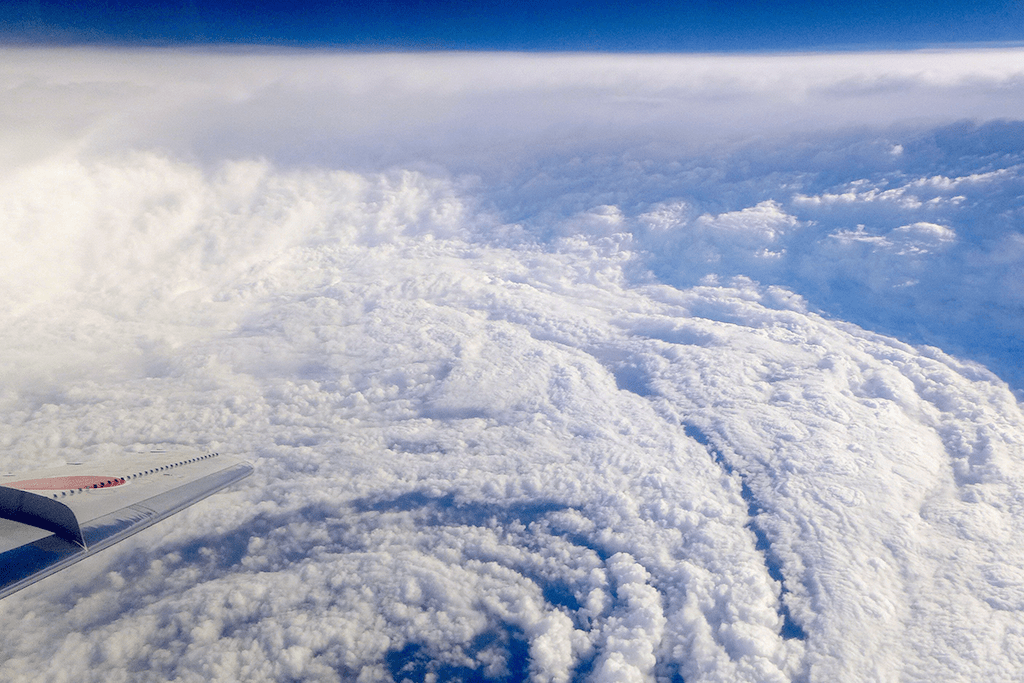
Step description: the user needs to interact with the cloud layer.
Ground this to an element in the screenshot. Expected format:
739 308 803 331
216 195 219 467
4 48 1024 170
1 49 1023 682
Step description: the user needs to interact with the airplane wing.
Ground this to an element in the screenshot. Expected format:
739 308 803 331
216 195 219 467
0 451 252 600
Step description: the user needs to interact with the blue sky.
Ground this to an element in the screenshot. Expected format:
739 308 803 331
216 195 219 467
3 0 1024 50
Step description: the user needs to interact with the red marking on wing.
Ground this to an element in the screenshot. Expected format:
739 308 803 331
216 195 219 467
6 475 127 491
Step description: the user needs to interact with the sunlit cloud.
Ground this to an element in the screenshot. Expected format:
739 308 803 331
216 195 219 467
1 47 1023 682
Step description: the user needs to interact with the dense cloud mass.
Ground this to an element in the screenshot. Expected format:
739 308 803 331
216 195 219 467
1 49 1023 682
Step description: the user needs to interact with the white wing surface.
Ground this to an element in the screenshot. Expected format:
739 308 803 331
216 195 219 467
0 452 252 599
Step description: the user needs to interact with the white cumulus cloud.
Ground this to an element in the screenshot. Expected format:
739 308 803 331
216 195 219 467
0 48 1023 683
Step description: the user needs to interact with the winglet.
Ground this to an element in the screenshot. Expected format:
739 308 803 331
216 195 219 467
0 487 86 549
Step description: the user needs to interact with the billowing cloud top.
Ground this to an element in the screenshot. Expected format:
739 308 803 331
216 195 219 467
0 48 1023 683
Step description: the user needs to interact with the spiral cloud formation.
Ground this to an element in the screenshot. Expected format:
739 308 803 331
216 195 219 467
1 48 1023 682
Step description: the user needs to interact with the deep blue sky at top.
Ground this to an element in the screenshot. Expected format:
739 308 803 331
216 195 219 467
1 0 1023 51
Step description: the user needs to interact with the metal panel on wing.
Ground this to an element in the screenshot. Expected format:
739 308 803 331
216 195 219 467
0 452 252 600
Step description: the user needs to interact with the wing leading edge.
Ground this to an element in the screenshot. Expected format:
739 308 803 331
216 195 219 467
0 452 252 600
